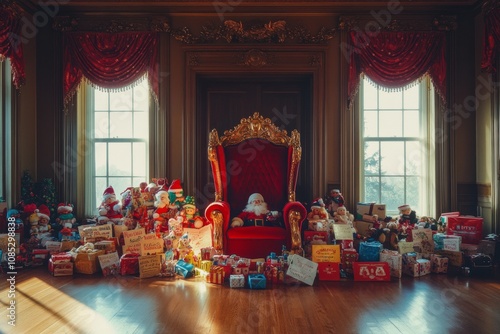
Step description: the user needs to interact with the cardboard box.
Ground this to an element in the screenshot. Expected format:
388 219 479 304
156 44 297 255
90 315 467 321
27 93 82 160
357 202 386 220
478 240 500 263
48 259 74 276
317 262 341 281
353 220 374 238
72 250 105 274
380 250 402 278
353 262 390 281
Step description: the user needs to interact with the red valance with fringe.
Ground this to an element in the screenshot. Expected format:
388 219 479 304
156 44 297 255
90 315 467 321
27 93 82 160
63 31 159 107
482 8 500 73
0 5 25 88
347 30 446 107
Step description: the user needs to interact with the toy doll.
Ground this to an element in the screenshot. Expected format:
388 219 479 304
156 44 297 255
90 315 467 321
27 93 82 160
327 189 345 216
152 188 179 234
180 195 205 228
398 204 418 226
29 210 40 236
37 204 52 234
97 186 123 225
231 193 281 227
168 179 185 208
57 203 77 228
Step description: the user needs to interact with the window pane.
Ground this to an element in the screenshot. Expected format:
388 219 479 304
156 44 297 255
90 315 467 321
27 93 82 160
363 82 378 109
133 142 147 176
380 142 404 175
108 143 131 176
110 88 133 111
108 177 131 199
364 176 379 202
406 176 420 212
364 142 379 175
379 89 402 109
379 110 402 137
95 143 107 176
404 110 419 137
134 81 149 112
404 84 420 109
406 141 422 175
133 111 148 139
94 90 108 111
363 110 378 137
95 177 108 206
110 112 133 138
381 177 404 213
94 112 109 138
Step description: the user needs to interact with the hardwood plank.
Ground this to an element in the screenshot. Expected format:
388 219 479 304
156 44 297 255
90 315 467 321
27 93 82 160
1 266 500 334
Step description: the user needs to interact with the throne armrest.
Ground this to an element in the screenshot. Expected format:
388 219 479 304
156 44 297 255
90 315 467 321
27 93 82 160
283 201 307 254
204 201 231 251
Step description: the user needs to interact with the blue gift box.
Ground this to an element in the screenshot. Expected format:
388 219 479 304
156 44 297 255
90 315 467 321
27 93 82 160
248 273 266 289
175 259 194 278
358 241 383 261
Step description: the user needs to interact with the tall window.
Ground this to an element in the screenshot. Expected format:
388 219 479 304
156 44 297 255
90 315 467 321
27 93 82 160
360 76 435 216
85 78 150 215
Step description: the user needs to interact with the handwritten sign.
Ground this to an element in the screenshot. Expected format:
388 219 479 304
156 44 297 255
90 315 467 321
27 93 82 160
140 234 164 255
113 224 129 240
286 254 318 286
123 228 146 245
183 225 213 255
333 224 354 240
312 244 341 263
78 224 96 238
443 238 461 252
138 254 162 278
398 241 415 254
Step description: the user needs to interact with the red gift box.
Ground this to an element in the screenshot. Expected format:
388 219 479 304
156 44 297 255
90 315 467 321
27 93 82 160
341 248 358 275
353 262 390 281
48 259 74 276
51 253 72 264
447 216 483 244
119 253 140 275
318 262 341 281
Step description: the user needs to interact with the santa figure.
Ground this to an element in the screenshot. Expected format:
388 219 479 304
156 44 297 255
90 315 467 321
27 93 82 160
97 186 123 225
231 193 281 228
327 189 345 216
307 198 329 220
152 187 178 234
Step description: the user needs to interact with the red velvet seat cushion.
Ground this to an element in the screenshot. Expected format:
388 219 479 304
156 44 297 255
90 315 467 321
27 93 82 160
226 226 287 259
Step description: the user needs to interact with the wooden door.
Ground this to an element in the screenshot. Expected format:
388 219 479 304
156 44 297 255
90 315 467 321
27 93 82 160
195 74 313 208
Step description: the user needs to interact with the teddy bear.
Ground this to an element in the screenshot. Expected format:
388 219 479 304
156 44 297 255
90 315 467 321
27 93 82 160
383 221 399 250
307 198 330 221
28 211 40 236
97 186 123 225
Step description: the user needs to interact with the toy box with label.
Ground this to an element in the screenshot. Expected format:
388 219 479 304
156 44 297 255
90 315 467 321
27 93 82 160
353 262 390 281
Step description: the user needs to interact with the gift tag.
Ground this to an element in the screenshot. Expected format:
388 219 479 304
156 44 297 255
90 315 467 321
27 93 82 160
286 254 318 286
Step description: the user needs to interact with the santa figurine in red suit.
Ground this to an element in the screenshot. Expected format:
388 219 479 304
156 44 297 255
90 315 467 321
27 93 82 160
97 186 123 225
152 187 178 235
231 193 282 228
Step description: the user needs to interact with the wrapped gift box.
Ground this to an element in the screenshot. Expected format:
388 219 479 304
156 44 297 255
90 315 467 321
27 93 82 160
430 254 449 274
353 262 390 281
51 253 72 264
358 241 383 262
478 239 500 263
357 202 386 220
380 249 402 278
72 250 105 274
341 248 358 276
317 262 341 281
248 274 266 289
31 249 50 266
303 231 329 259
447 216 483 244
404 259 431 277
94 240 117 253
230 274 246 288
119 253 140 275
207 265 225 284
48 259 74 276
200 260 213 272
175 259 194 278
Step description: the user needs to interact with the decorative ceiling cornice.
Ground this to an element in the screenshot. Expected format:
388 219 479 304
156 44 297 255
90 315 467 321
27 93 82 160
339 15 457 32
52 16 170 32
171 20 337 44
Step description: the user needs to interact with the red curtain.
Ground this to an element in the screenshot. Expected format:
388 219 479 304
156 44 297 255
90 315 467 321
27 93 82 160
348 31 446 106
0 6 25 88
482 8 500 73
63 32 159 107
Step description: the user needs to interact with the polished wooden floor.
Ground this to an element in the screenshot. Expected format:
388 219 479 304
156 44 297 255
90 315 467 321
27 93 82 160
1 265 500 334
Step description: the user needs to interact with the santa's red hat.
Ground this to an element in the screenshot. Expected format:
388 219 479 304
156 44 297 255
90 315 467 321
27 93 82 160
37 204 51 221
311 198 325 209
168 179 183 193
398 204 411 212
102 186 116 200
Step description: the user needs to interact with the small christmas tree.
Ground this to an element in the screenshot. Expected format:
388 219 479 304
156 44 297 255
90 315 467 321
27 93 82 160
21 170 36 205
35 178 57 219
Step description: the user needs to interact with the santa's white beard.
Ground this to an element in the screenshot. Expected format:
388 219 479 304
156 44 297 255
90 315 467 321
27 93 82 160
244 202 269 216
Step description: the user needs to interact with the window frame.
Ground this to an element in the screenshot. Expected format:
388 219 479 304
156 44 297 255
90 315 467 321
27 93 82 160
359 76 435 217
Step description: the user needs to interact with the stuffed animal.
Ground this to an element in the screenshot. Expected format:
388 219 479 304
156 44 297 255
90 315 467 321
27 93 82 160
333 206 354 225
97 186 123 225
383 222 399 250
307 198 329 221
28 211 40 236
180 196 204 228
37 204 52 234
56 203 76 228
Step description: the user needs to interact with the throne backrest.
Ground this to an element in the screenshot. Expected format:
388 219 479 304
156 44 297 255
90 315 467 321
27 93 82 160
208 112 301 217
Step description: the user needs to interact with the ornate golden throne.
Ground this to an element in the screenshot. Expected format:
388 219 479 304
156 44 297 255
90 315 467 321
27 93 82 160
204 112 307 259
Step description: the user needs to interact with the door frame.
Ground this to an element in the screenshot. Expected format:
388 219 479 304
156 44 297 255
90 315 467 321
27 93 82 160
184 45 327 207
